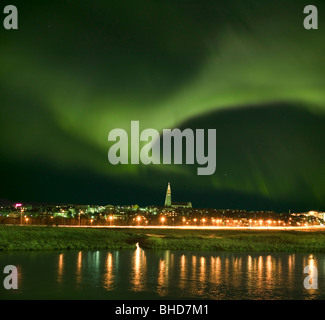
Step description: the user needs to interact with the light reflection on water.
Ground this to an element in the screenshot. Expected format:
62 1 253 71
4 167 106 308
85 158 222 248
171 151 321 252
0 248 324 300
130 244 147 292
57 253 64 285
103 252 113 291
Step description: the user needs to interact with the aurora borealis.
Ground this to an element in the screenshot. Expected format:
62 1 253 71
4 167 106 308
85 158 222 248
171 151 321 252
0 0 324 211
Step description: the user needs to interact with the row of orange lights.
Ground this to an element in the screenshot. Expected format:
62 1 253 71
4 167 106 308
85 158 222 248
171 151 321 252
19 215 310 228
129 216 291 225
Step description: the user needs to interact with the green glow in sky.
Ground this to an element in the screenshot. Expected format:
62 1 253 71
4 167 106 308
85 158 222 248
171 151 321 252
0 0 324 210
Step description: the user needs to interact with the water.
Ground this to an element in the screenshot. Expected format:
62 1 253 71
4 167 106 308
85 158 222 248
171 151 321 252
0 247 324 300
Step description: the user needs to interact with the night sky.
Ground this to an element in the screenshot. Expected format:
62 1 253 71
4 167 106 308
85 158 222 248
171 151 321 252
0 0 324 211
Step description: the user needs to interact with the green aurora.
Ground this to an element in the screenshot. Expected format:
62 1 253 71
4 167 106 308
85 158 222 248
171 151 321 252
0 0 324 210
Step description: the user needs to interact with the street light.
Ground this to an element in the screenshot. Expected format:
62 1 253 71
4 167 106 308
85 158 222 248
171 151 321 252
161 217 165 225
79 211 83 226
20 209 23 225
137 216 141 226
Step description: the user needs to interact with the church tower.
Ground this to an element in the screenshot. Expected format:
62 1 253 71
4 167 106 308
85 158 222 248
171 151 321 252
164 182 171 207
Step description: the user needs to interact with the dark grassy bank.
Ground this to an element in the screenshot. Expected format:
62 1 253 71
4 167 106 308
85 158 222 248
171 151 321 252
138 229 325 252
0 226 143 251
1 226 325 252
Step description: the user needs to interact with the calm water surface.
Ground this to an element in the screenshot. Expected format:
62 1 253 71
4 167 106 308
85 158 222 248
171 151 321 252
0 246 324 300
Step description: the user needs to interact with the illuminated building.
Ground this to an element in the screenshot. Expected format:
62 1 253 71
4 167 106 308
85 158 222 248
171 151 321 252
171 202 192 209
164 182 172 207
164 182 192 208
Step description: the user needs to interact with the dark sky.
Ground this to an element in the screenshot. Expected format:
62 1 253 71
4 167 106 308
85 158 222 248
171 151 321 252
0 0 324 211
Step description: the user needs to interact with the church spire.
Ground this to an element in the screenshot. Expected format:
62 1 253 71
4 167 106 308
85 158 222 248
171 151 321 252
164 182 171 207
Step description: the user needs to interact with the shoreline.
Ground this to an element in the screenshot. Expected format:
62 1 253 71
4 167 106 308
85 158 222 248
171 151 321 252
1 225 325 253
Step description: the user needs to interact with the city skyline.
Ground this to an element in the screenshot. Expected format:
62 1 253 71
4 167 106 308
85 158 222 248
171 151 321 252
0 180 323 214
